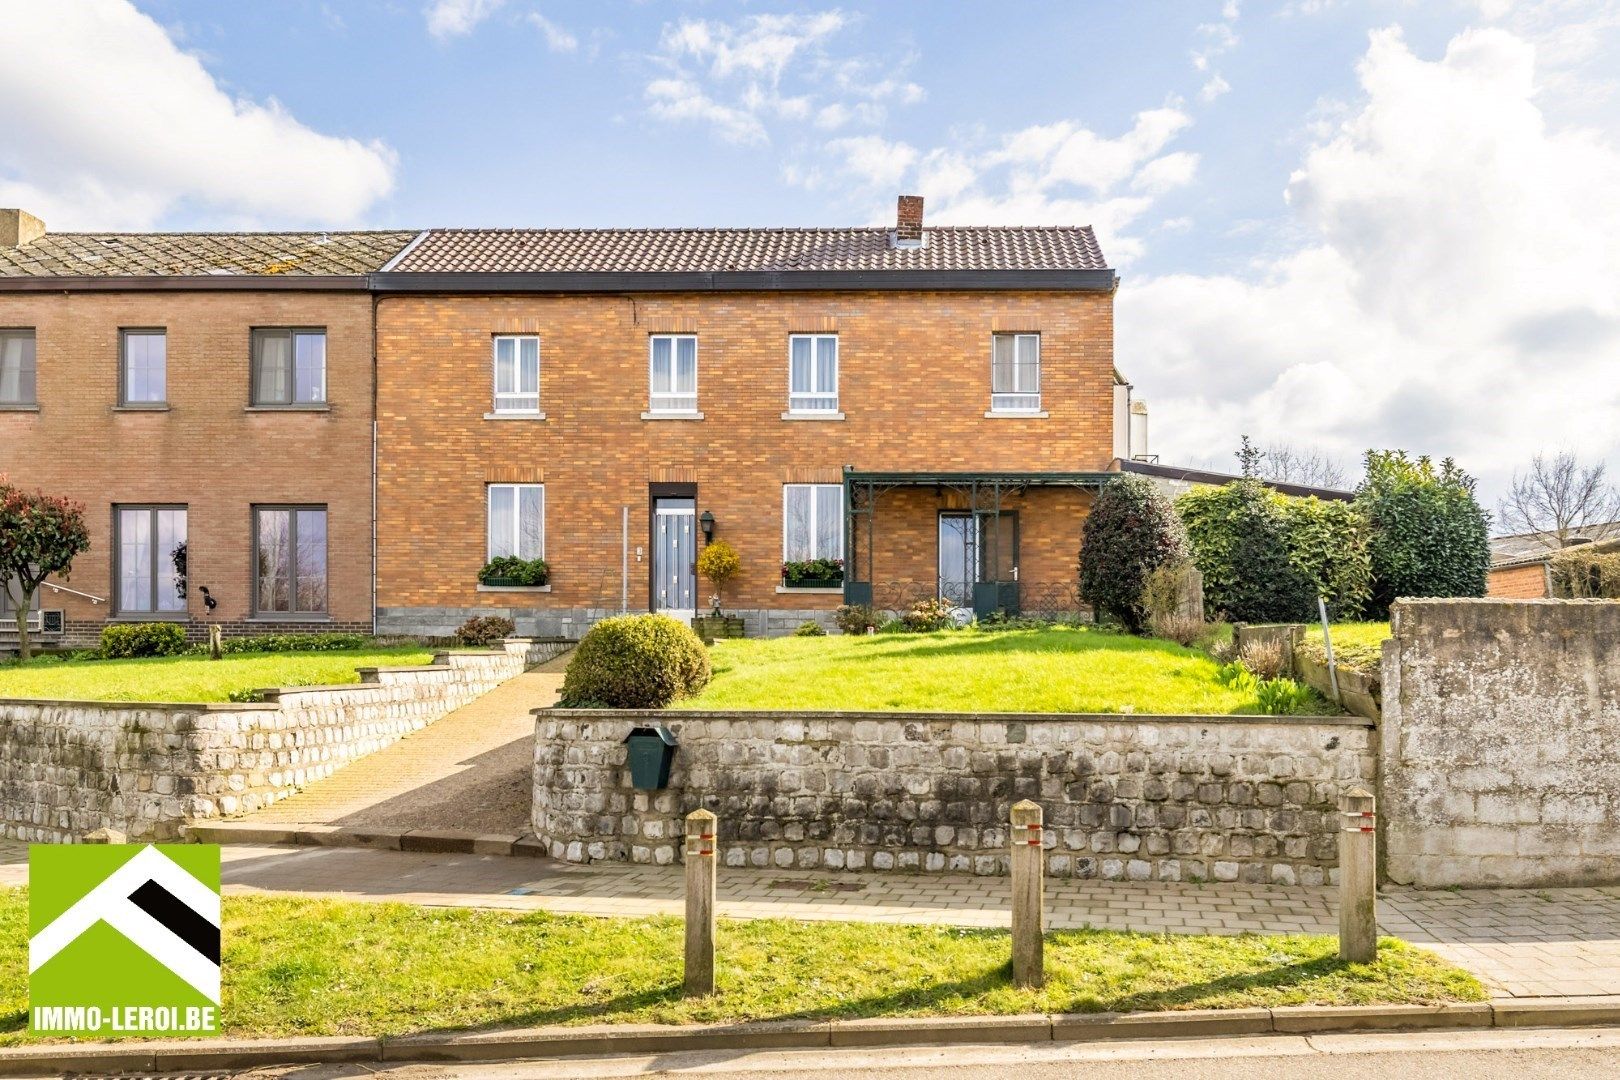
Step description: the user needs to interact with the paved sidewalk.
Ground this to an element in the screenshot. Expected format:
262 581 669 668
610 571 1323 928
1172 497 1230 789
239 655 567 834
201 843 1620 1001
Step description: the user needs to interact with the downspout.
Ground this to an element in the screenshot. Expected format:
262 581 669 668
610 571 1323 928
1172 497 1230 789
370 290 380 637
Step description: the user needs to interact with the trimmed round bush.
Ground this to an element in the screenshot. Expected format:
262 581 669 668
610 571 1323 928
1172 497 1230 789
99 621 187 659
559 614 711 709
793 620 826 636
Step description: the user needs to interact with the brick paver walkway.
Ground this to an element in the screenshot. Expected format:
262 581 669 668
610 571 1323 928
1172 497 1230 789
240 656 568 833
203 843 1620 1000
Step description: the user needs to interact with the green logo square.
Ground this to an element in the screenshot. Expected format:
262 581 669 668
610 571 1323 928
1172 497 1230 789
29 844 221 1038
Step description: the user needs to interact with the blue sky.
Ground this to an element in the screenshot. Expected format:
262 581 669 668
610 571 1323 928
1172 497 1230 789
5 1 1620 502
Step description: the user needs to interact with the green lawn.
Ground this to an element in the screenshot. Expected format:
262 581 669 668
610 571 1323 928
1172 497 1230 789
679 626 1280 714
1300 623 1390 675
0 647 440 703
0 889 1482 1044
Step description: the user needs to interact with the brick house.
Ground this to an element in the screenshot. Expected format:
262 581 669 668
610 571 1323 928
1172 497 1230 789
0 198 1130 644
0 209 413 645
373 198 1122 637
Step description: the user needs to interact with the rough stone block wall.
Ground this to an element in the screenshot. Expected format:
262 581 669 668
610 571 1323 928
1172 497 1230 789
1 639 563 842
533 709 1374 882
1381 598 1620 888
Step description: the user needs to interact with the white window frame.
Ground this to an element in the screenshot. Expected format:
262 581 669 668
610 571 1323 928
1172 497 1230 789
990 332 1041 414
486 483 546 561
782 484 845 562
491 335 541 414
647 334 698 414
787 334 839 414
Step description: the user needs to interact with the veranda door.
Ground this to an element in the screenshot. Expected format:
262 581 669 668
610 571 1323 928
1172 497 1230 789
937 512 1019 615
652 497 697 622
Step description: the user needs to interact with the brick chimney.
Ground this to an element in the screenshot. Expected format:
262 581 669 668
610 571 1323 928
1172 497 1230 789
0 209 44 248
895 194 924 243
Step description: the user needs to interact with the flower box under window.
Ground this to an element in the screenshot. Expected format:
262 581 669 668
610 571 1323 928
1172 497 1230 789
781 558 844 589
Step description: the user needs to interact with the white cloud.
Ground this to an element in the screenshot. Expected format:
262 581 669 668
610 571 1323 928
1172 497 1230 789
528 12 578 53
1119 26 1620 498
800 107 1199 263
644 9 921 145
1200 73 1232 102
645 78 767 145
0 0 395 229
426 0 505 41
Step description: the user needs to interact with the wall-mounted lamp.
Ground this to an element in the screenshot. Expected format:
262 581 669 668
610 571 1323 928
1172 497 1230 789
699 510 716 543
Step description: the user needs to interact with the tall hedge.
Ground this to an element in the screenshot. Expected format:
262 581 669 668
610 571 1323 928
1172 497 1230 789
1355 451 1490 617
1282 496 1372 620
1078 474 1187 634
1177 480 1316 623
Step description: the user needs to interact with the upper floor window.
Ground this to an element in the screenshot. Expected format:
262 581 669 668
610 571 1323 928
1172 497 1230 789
254 505 328 615
788 334 838 414
492 335 540 413
783 484 844 562
251 328 326 407
120 329 167 405
648 335 697 414
990 333 1041 413
0 329 36 406
487 484 545 560
116 505 187 614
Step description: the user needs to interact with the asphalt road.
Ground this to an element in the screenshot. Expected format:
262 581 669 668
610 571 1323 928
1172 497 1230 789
236 1026 1620 1080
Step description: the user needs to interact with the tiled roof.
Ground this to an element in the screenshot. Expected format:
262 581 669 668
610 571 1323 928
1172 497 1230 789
0 231 417 277
389 226 1109 274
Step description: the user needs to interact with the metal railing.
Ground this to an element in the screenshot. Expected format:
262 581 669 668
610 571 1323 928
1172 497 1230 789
857 580 1091 622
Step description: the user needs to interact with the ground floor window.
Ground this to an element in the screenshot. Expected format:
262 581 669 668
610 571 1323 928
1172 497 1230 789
783 484 844 561
116 505 187 614
487 484 545 560
254 506 328 615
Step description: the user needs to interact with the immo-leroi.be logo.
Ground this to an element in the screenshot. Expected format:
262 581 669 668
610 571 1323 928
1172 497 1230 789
29 844 221 1037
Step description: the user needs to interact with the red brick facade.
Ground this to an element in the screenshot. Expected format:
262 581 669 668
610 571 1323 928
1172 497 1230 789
0 290 376 643
374 289 1115 634
1487 563 1551 599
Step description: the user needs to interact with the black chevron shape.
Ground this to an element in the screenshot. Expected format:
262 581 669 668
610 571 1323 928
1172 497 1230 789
127 879 220 966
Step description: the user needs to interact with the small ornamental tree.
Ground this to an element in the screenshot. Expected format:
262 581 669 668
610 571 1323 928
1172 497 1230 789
696 538 741 615
1356 451 1490 616
1078 474 1188 634
1178 480 1316 623
0 478 91 660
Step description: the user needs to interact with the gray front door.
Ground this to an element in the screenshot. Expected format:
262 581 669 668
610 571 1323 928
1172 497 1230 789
653 497 697 620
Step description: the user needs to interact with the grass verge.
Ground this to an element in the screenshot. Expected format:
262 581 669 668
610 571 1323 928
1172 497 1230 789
678 626 1274 714
0 890 1483 1044
0 648 440 703
1299 623 1390 676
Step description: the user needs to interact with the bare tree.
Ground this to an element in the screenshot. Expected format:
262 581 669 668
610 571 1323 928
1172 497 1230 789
1234 437 1352 489
1498 451 1620 548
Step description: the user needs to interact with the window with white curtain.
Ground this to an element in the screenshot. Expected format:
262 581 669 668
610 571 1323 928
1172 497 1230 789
492 335 540 412
0 330 36 406
117 506 187 614
121 330 167 405
990 333 1041 412
252 328 326 406
648 335 698 413
783 484 844 561
788 334 838 413
487 484 545 560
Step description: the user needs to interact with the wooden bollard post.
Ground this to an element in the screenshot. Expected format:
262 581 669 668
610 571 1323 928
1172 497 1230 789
1338 787 1377 963
1010 799 1044 988
684 808 717 996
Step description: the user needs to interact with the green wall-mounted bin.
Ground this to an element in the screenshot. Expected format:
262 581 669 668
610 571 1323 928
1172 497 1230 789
624 725 679 790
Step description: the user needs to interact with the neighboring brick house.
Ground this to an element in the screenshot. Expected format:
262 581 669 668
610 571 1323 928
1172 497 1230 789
372 199 1122 637
0 209 413 646
1487 525 1620 598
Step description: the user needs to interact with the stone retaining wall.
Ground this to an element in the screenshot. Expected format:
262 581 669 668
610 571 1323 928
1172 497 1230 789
1380 599 1620 888
379 605 838 640
532 709 1375 883
2 638 567 843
